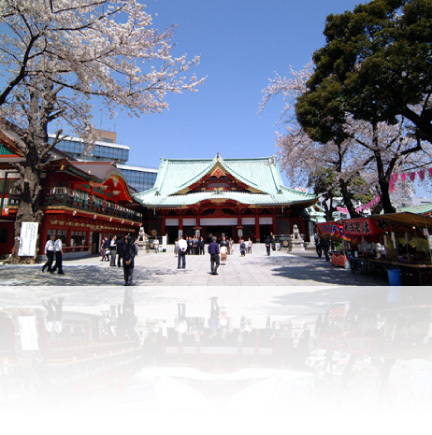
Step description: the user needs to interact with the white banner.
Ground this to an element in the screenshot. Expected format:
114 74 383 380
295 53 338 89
242 217 255 225
182 218 196 226
18 222 39 256
165 218 179 226
259 217 273 225
200 217 238 226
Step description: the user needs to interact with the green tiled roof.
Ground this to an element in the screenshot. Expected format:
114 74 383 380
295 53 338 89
396 204 432 215
134 155 316 208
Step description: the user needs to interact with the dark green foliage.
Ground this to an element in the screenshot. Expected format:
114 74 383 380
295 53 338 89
296 0 432 143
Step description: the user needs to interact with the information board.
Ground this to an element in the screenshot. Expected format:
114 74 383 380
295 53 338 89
18 222 39 256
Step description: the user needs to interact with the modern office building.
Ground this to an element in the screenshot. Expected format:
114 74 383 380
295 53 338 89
50 129 158 192
50 134 130 164
117 164 158 192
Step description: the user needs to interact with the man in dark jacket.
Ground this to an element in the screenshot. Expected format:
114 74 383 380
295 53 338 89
321 238 330 262
199 236 205 255
123 236 137 286
208 237 220 275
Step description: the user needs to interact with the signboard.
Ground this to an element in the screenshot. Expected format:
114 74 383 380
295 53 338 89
200 217 238 226
18 222 39 257
162 235 167 251
318 218 385 242
343 218 387 239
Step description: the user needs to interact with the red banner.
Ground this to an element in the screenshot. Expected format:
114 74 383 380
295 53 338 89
318 218 388 242
343 218 387 240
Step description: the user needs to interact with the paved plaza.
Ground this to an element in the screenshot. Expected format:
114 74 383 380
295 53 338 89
1 243 379 287
0 243 384 322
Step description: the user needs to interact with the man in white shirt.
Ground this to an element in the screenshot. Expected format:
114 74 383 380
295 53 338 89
177 235 187 269
51 235 64 275
42 234 56 272
109 235 117 267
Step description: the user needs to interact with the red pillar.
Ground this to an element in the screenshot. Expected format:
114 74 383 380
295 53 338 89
272 213 277 235
255 215 260 241
161 217 166 237
179 216 183 237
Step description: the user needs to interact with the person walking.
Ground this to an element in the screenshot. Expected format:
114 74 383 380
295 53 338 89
321 238 330 262
239 239 246 257
101 236 110 261
123 236 136 286
247 238 253 254
153 237 159 253
177 235 187 269
314 232 322 258
116 235 125 267
109 235 117 266
229 238 234 255
186 236 193 255
265 236 272 256
208 236 220 275
51 235 64 274
220 236 229 265
199 236 205 255
192 237 199 255
42 234 56 272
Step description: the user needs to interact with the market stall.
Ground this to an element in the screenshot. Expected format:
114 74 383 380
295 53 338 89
317 213 432 285
368 212 432 285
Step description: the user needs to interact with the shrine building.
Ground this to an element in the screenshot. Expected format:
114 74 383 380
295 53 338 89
135 154 317 243
0 123 142 258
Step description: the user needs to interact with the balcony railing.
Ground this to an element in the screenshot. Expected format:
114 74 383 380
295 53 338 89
8 192 143 222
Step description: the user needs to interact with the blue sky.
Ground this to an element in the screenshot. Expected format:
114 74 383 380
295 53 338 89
99 0 365 174
95 0 431 197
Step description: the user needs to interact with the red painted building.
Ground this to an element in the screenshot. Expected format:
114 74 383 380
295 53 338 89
0 125 142 259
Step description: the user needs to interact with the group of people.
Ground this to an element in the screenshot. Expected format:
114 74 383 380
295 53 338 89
174 236 206 256
41 234 65 274
42 233 138 286
176 235 254 275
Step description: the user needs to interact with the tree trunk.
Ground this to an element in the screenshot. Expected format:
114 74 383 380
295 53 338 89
339 178 360 218
7 158 43 264
373 151 396 214
378 177 396 214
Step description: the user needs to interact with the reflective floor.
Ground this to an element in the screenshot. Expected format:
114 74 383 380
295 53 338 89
1 285 431 434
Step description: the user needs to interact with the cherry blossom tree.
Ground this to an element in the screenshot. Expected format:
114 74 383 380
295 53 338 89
260 63 430 218
259 63 369 218
0 0 203 261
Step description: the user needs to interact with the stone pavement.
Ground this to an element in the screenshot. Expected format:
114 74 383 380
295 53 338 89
0 243 381 287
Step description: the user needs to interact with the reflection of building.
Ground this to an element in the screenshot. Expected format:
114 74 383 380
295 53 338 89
0 304 142 399
3 290 432 413
135 154 317 243
50 130 158 192
0 123 142 258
